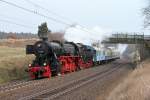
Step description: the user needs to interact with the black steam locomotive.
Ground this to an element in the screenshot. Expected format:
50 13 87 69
26 39 95 79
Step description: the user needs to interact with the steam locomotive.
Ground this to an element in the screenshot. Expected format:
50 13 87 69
26 39 119 79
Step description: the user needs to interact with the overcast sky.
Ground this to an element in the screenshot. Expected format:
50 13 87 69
0 0 147 34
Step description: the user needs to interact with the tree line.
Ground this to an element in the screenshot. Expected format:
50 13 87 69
0 31 38 39
0 30 65 41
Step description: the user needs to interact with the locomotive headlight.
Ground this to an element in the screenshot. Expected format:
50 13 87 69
43 62 47 66
28 64 32 67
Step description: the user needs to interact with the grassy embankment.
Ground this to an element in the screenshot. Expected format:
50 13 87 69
0 39 35 84
107 59 150 100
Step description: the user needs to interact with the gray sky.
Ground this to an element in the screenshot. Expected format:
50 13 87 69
0 0 147 33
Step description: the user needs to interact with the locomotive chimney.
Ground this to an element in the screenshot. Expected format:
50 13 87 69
42 37 48 41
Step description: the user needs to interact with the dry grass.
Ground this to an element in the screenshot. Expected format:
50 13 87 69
0 39 37 47
107 59 150 100
0 46 34 83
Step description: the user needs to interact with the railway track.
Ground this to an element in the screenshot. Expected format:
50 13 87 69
0 62 114 94
19 62 123 100
0 78 50 93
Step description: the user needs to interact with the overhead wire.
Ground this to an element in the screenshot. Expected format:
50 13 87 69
24 0 74 24
0 0 71 26
0 0 99 36
0 13 37 27
23 0 97 34
0 19 35 29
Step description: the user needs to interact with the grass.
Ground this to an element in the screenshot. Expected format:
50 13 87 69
0 39 37 47
0 46 34 83
107 59 150 100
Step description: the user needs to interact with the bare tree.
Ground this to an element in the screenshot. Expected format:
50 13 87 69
143 0 150 28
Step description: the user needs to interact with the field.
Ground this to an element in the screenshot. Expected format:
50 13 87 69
107 59 150 100
0 39 35 83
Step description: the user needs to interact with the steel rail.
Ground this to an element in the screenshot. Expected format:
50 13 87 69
20 62 123 100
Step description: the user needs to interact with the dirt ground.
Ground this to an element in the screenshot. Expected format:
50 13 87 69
107 59 150 100
55 61 133 100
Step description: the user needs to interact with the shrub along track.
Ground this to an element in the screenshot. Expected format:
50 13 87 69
0 60 127 100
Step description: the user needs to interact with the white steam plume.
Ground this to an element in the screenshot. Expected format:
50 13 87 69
64 25 127 55
65 25 112 45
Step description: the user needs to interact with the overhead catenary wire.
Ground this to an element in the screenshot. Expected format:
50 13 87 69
0 13 38 27
24 0 74 24
0 0 100 36
0 0 71 26
23 0 99 35
0 19 35 29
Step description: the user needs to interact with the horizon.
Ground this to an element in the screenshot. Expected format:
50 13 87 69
0 0 148 34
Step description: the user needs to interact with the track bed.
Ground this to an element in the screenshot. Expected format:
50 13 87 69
0 60 132 100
